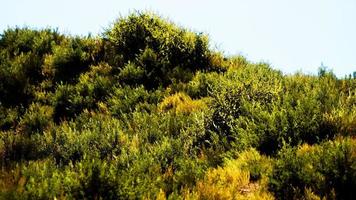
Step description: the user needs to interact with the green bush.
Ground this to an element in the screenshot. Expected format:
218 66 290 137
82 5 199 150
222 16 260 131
193 148 274 200
0 131 40 164
117 62 145 86
206 64 341 155
0 56 34 106
105 12 212 89
0 28 62 57
52 63 114 122
0 28 63 107
19 103 53 135
269 138 356 200
186 71 221 98
49 37 97 83
0 11 355 200
0 106 19 130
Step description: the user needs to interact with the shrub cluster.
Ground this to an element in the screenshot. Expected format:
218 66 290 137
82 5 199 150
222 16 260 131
0 12 355 199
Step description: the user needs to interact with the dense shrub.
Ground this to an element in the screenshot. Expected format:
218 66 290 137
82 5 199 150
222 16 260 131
0 131 40 164
19 103 53 135
193 148 274 200
0 28 63 107
0 58 34 106
206 64 342 155
0 11 355 199
48 37 101 83
186 71 221 98
105 12 213 89
269 138 356 200
0 106 19 130
0 28 62 57
159 92 209 114
107 85 157 116
52 63 114 122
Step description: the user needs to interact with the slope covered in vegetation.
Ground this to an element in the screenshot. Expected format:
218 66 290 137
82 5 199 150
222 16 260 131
0 12 355 199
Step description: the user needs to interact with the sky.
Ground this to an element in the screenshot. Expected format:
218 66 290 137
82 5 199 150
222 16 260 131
1 0 356 77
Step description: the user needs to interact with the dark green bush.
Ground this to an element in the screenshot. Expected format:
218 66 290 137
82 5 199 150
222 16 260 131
105 12 212 89
52 63 114 122
0 28 63 107
0 131 39 164
19 103 53 135
117 62 145 86
0 28 62 57
0 106 19 130
0 59 33 106
49 37 98 83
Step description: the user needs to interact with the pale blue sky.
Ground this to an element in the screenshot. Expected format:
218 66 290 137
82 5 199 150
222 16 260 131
1 0 356 77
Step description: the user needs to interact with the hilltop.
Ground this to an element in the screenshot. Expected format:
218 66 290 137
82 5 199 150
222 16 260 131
0 12 355 199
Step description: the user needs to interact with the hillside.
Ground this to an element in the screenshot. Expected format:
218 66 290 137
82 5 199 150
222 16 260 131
0 12 355 199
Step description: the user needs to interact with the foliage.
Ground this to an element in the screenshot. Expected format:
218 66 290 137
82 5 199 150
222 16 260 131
19 103 53 135
269 138 356 200
192 148 274 200
0 11 355 199
105 11 217 89
159 92 209 114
